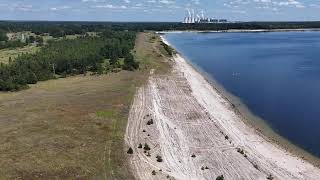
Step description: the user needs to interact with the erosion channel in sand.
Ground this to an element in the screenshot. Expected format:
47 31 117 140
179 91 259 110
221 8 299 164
125 33 320 180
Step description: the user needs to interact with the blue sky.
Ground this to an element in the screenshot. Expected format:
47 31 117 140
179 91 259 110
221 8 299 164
0 0 319 21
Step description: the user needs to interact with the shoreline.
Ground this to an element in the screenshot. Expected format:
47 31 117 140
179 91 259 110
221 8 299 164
158 28 320 34
161 36 320 167
160 35 320 176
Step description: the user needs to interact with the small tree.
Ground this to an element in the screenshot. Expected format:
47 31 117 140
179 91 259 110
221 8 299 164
147 119 154 125
216 175 224 180
127 147 133 154
96 63 104 75
156 155 163 162
144 143 151 151
267 174 274 180
225 135 229 140
26 72 38 84
152 170 156 175
138 143 142 148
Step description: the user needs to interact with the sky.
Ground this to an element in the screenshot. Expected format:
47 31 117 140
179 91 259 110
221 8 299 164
0 0 319 22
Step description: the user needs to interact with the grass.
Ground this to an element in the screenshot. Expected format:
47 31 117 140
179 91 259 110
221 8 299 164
135 32 171 74
0 32 170 179
0 45 40 63
96 110 118 119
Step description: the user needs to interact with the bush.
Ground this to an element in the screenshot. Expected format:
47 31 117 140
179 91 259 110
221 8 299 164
156 155 163 162
216 175 224 180
237 148 244 155
147 119 154 125
267 174 274 180
127 147 133 154
144 143 151 151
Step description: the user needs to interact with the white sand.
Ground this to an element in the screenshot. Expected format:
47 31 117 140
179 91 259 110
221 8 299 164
158 28 320 34
125 36 320 180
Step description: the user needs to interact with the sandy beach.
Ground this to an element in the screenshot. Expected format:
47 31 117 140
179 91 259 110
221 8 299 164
158 28 320 34
125 35 320 179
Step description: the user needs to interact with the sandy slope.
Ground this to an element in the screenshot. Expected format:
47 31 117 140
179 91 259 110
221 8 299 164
125 37 320 180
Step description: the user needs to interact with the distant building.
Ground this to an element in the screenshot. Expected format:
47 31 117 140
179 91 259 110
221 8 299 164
182 9 230 24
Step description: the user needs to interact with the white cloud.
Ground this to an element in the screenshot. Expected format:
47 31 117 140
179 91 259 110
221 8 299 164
93 4 127 9
159 0 175 5
50 6 70 11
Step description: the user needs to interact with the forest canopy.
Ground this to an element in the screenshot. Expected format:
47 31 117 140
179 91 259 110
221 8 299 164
0 30 138 91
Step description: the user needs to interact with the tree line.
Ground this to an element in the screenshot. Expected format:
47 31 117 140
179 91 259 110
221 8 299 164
1 21 320 36
0 30 138 91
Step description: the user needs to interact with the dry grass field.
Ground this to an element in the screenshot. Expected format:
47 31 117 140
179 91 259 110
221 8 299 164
0 32 169 179
0 46 40 63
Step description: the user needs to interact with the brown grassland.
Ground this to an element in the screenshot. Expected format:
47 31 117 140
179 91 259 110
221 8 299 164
0 45 40 64
0 32 170 179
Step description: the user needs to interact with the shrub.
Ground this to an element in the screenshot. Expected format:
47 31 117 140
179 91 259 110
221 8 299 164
144 143 151 151
138 143 142 148
152 170 156 175
191 154 196 158
216 175 224 180
267 174 274 180
127 147 133 154
147 119 154 125
156 155 163 162
237 148 244 155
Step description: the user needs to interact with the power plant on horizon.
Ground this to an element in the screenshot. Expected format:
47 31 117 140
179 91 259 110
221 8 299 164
183 9 228 24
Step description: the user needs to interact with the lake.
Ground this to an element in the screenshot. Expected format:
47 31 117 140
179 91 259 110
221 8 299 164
164 31 320 158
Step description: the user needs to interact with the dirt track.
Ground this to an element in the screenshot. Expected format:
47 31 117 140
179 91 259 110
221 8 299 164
125 37 320 180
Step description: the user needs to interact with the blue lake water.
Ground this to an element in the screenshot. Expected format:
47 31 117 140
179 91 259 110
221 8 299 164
164 31 320 158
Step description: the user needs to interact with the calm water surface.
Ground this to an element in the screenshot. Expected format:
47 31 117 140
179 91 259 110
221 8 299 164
165 32 320 157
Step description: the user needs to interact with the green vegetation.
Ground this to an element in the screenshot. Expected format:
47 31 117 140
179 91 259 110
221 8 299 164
147 119 154 125
144 143 151 151
0 45 39 63
225 135 229 140
0 32 171 179
0 40 26 49
2 21 320 34
267 174 274 180
216 175 224 180
156 155 163 162
96 110 118 119
161 41 175 57
237 148 245 155
0 30 139 91
0 30 8 42
127 147 134 154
